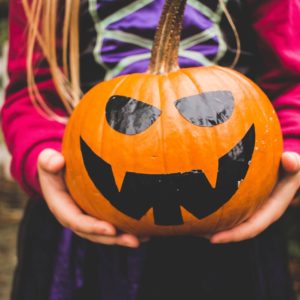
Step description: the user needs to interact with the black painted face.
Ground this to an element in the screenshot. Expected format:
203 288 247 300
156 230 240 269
80 91 255 226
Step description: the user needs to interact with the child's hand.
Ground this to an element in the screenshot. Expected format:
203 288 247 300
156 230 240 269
37 149 142 248
210 152 300 244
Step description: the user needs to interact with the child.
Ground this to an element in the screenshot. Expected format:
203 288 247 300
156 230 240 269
2 0 300 299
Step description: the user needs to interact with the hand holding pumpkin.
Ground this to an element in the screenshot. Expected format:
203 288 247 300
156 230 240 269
210 151 300 244
37 149 141 248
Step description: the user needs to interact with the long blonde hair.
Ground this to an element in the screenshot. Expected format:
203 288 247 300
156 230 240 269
21 0 81 122
21 0 240 122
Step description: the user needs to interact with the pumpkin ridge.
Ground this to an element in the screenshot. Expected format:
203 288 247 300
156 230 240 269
157 74 168 174
132 74 155 172
173 70 206 172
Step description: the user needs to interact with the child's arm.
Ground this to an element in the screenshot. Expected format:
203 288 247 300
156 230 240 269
1 0 66 196
210 0 300 243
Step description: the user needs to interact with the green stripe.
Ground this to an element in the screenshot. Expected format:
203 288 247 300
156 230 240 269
88 0 109 70
216 0 229 16
186 0 229 64
101 0 153 28
179 49 214 66
104 53 151 80
89 0 153 75
188 0 219 22
213 0 229 63
103 30 153 49
180 27 217 49
213 27 227 63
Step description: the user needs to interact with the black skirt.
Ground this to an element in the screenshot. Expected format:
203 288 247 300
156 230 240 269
11 200 295 300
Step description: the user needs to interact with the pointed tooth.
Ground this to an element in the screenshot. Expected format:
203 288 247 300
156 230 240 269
111 167 127 192
201 158 219 189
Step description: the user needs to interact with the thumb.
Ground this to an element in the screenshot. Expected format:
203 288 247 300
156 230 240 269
38 149 65 174
281 152 300 174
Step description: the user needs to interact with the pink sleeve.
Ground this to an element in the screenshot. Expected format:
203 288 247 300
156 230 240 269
1 0 67 196
249 0 300 154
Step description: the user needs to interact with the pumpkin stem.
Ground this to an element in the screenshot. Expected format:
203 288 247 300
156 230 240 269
149 0 187 74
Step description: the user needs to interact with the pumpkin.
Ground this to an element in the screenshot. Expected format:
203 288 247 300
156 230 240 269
62 0 283 236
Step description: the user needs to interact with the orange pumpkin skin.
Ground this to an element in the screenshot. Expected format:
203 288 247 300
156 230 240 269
62 66 283 237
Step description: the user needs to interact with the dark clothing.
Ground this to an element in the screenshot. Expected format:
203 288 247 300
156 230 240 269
12 200 294 300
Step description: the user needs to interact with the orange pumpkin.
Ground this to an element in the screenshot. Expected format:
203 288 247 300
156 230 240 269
62 0 282 236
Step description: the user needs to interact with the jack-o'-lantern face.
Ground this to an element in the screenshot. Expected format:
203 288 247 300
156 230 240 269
63 66 282 236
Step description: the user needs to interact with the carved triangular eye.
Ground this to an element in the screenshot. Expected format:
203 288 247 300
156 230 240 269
175 91 234 126
106 95 161 135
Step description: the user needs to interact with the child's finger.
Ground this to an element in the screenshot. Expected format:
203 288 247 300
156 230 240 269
66 214 117 236
290 190 300 206
74 231 140 248
38 149 65 174
282 152 300 173
117 233 140 247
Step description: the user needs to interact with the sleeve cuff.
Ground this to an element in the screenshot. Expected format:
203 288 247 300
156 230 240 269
283 138 300 155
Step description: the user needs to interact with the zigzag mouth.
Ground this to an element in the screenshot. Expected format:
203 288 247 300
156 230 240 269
80 125 255 226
